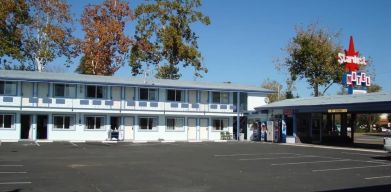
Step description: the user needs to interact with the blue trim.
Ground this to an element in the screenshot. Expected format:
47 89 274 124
191 103 199 109
29 97 38 103
220 105 227 109
138 101 147 107
3 96 13 102
92 100 101 105
181 103 189 108
210 104 218 109
150 102 158 107
127 100 135 106
0 77 273 94
80 100 89 105
56 99 65 104
105 100 113 106
42 98 52 104
171 103 178 108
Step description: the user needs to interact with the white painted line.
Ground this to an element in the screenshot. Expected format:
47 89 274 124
70 140 86 143
282 143 388 153
215 153 296 157
102 140 117 144
36 140 53 143
341 152 386 157
69 142 78 147
0 140 18 143
0 172 27 174
161 140 175 143
271 159 351 166
365 175 391 180
313 164 391 172
0 165 24 167
240 155 319 161
34 141 40 146
0 181 32 185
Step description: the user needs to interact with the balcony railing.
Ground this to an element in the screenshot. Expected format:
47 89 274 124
0 96 235 113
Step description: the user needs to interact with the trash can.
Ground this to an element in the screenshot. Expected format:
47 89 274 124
239 133 244 141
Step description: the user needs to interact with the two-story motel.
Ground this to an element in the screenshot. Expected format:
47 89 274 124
0 70 271 142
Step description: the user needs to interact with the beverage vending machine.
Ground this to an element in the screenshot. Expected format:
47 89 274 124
266 121 274 142
273 120 280 143
281 120 287 143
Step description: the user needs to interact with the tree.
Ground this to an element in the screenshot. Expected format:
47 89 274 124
367 83 382 93
0 0 29 61
278 23 343 96
261 78 284 103
77 0 133 76
21 0 77 72
285 77 295 99
130 0 210 79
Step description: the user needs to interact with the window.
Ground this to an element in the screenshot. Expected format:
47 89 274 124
86 85 107 99
139 117 158 131
166 117 184 131
212 92 229 104
53 84 76 98
85 116 104 130
166 89 184 102
139 88 158 101
0 114 14 129
212 118 228 131
53 115 74 129
0 81 17 96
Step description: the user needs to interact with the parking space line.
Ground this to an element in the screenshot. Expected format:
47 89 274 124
69 142 79 147
0 181 32 185
271 159 351 166
214 153 296 157
365 175 391 180
0 172 27 174
341 152 385 157
34 141 40 146
312 164 391 172
0 165 24 167
240 155 319 161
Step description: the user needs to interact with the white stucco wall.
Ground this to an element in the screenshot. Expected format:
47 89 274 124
247 93 268 111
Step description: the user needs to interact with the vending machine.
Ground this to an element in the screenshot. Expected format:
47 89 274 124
266 121 274 142
273 120 280 143
281 120 287 143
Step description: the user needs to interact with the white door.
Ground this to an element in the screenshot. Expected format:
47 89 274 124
188 118 197 141
199 118 209 140
123 117 134 140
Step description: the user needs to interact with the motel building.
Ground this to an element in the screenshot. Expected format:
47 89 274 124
0 70 272 142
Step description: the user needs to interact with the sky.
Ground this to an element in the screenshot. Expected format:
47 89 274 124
60 0 391 97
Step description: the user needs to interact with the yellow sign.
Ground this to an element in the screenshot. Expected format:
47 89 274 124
328 109 348 113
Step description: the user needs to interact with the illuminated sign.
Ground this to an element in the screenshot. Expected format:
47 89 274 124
339 36 370 94
328 109 348 113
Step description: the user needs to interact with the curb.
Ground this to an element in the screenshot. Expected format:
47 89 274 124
281 143 388 153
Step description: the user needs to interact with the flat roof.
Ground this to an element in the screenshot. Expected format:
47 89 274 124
0 70 274 93
255 92 391 113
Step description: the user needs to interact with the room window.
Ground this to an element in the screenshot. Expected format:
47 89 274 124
85 116 104 130
53 84 76 98
0 114 14 129
139 117 158 131
86 85 107 99
166 117 184 131
212 118 228 131
212 92 229 104
0 81 17 96
139 88 157 101
53 115 74 129
166 89 184 102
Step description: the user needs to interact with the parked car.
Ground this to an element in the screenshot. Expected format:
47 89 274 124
384 137 391 152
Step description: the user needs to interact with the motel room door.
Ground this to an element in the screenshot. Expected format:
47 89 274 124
188 118 197 141
199 118 209 141
123 117 134 140
311 113 322 143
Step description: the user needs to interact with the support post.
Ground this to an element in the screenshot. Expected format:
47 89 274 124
236 92 240 140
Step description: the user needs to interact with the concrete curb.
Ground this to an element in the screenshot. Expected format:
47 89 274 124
281 143 388 153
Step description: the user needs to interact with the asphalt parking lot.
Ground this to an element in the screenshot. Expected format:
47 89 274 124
1 141 391 192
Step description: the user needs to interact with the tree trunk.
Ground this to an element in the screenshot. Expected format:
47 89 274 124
314 83 319 97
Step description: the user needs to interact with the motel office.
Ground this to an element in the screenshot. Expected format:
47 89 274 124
0 70 271 142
